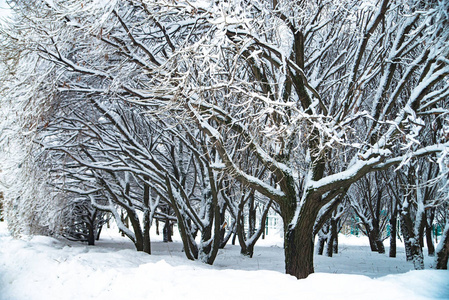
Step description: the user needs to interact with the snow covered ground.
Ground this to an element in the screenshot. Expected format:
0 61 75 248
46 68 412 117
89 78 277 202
0 222 448 300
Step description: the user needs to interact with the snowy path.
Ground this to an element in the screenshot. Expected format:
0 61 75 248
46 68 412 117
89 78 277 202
0 223 448 300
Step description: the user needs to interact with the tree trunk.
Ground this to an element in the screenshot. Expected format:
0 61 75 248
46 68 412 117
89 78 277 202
316 234 326 256
143 177 151 254
0 195 3 221
372 221 385 254
436 223 449 270
333 234 339 254
418 215 425 248
238 199 272 258
367 230 378 252
128 210 144 252
284 197 320 279
166 179 198 260
96 224 102 241
411 240 424 270
426 224 435 257
400 212 413 261
87 209 97 246
326 236 334 257
375 238 385 254
203 168 222 265
236 192 249 256
143 218 151 254
404 238 413 261
285 223 315 279
163 219 173 242
389 211 397 257
400 211 424 269
326 218 338 257
199 197 214 260
87 223 95 246
120 210 128 237
316 222 329 256
219 222 234 249
248 195 256 238
246 244 255 258
426 209 435 256
367 224 385 253
237 209 249 256
218 203 228 249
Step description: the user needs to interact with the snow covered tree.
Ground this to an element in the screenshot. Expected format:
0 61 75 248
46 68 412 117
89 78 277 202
0 16 65 236
35 93 166 253
349 173 390 253
315 200 347 257
61 198 109 245
221 181 273 257
1 0 449 280
152 0 449 278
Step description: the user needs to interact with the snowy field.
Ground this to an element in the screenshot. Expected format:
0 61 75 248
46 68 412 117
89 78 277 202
0 222 448 300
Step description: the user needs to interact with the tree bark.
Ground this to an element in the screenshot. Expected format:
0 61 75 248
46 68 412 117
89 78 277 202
0 194 3 221
143 177 151 254
375 238 385 254
333 233 339 254
237 199 272 257
203 168 222 265
400 217 413 261
237 208 249 256
128 210 144 252
87 223 95 246
316 226 327 256
218 203 230 249
166 178 198 260
411 241 424 270
389 208 397 258
219 220 234 249
248 195 256 238
426 224 435 256
367 230 378 252
284 196 320 279
86 209 97 246
163 219 173 242
96 224 103 241
426 210 435 256
327 218 338 257
436 223 449 269
400 211 424 269
317 237 326 255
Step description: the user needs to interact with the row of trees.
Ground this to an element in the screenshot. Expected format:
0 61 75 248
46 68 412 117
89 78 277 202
317 171 449 270
1 0 449 279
